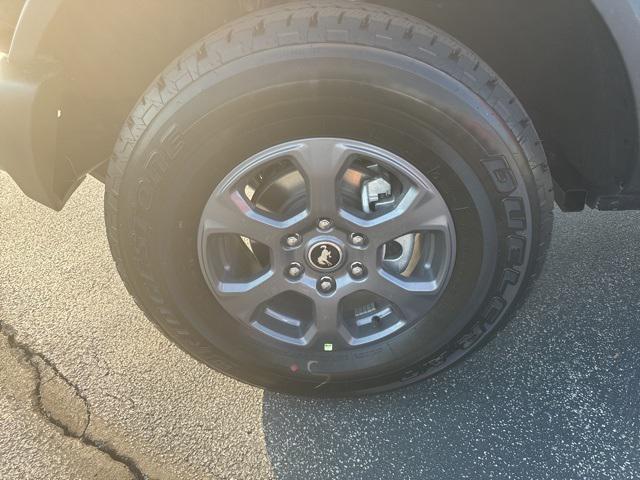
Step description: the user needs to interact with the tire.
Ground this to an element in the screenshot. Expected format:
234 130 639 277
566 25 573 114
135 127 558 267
105 1 553 396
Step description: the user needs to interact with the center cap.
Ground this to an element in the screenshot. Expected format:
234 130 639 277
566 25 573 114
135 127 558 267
307 241 343 272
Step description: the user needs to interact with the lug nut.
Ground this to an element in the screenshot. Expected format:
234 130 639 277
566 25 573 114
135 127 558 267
318 276 336 294
318 219 333 231
350 233 367 247
285 234 302 248
350 262 366 279
287 263 304 279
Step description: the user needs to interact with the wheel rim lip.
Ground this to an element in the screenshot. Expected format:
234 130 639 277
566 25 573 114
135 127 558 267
197 137 457 349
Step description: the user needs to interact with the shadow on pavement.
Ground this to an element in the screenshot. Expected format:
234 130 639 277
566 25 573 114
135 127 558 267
262 210 640 480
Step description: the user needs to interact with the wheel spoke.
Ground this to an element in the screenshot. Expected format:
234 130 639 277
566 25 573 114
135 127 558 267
288 140 352 218
312 296 341 341
201 189 301 249
214 272 287 324
368 268 439 321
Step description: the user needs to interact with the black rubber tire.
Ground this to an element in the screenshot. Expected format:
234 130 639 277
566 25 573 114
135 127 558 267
105 1 553 396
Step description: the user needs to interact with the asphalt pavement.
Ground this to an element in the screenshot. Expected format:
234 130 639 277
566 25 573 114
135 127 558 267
1 171 639 479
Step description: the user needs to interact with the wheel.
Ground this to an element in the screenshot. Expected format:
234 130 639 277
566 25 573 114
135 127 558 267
105 1 553 396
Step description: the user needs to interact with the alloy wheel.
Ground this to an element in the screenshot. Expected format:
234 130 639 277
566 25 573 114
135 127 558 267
198 139 456 351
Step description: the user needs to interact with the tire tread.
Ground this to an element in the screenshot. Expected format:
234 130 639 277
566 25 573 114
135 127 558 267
105 1 554 393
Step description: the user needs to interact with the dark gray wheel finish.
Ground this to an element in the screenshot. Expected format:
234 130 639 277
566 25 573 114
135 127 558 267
198 139 456 349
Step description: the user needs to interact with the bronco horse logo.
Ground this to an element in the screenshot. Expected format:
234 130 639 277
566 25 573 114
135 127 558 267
317 245 333 267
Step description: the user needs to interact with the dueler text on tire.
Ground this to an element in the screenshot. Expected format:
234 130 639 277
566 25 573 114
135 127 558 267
105 2 553 396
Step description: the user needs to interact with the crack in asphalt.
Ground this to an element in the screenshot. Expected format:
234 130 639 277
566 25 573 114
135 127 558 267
0 321 148 480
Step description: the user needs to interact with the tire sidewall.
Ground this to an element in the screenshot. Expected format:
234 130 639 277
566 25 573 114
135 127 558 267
108 46 542 394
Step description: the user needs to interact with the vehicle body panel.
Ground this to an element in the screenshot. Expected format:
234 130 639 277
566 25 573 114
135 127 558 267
0 0 68 209
8 0 63 62
591 0 640 208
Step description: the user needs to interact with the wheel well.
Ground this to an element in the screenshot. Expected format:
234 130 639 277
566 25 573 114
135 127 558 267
41 0 637 207
382 0 638 209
